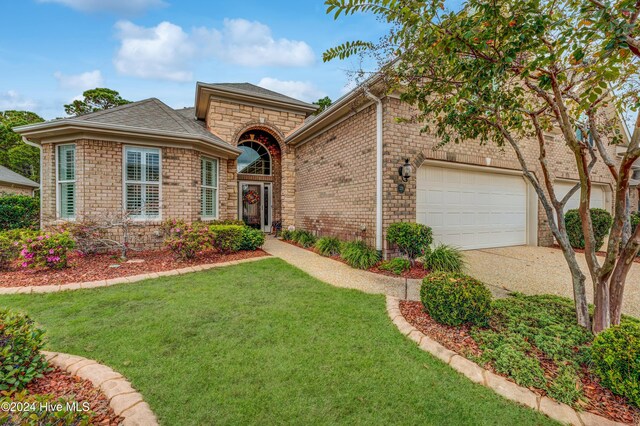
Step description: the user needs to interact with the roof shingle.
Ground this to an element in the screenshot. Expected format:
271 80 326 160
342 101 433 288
0 166 38 187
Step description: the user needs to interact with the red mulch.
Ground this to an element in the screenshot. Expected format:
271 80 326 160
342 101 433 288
25 367 122 425
551 244 640 264
282 240 430 279
400 300 640 425
0 249 269 287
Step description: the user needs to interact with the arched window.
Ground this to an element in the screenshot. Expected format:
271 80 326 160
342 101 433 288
237 141 271 175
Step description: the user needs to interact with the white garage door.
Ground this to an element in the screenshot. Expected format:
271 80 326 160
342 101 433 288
554 181 607 212
416 165 528 250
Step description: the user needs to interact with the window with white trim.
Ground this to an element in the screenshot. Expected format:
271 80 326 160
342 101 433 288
201 157 218 219
124 146 161 219
57 144 76 220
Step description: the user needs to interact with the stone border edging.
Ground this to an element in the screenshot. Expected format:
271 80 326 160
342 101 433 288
0 256 268 295
42 351 158 426
385 295 628 426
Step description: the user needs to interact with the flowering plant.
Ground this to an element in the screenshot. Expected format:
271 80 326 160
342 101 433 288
164 225 212 260
20 232 75 269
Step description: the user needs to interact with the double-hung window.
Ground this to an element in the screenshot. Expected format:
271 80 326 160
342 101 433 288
57 144 76 220
124 146 161 219
201 157 218 219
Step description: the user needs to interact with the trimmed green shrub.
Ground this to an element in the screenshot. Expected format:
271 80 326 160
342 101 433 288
424 244 465 273
592 322 640 407
378 257 411 275
632 212 639 233
19 232 75 269
420 272 492 326
239 227 265 251
210 219 246 226
293 230 316 248
0 309 48 391
341 240 380 269
315 237 342 256
386 222 432 262
565 208 613 251
280 229 293 241
164 225 212 260
209 224 244 253
0 391 91 425
0 194 39 231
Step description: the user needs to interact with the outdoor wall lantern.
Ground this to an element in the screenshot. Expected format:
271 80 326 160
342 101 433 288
397 159 413 194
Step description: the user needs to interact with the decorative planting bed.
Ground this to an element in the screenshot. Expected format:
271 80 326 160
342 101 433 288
0 249 268 287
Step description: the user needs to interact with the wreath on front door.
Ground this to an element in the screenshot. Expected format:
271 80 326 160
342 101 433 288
243 189 260 205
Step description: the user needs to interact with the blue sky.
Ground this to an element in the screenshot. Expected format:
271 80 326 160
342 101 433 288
0 0 397 119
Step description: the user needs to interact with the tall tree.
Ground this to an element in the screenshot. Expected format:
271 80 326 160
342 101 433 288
325 0 640 332
64 88 131 116
0 111 43 182
313 96 332 115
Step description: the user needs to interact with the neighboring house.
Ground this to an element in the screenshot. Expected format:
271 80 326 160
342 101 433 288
14 81 638 253
0 165 38 196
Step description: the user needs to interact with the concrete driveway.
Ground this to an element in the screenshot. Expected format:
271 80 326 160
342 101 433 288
465 245 640 319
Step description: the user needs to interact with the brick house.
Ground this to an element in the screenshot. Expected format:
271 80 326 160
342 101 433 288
15 81 639 253
0 165 38 196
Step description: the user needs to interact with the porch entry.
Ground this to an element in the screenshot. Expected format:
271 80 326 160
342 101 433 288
239 181 272 232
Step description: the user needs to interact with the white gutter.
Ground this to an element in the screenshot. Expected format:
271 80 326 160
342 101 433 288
22 136 42 225
364 89 384 253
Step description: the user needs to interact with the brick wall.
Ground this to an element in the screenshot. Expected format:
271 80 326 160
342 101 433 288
206 98 305 227
41 139 233 248
294 103 378 244
0 183 34 196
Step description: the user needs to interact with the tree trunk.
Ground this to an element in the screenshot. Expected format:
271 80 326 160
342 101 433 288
593 278 611 333
569 262 591 329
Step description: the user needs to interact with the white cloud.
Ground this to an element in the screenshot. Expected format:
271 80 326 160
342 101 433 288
258 78 325 102
37 0 166 15
113 19 315 81
54 70 104 91
0 91 37 111
114 21 197 81
206 19 315 67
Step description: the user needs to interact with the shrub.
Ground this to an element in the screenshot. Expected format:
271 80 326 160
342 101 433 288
239 227 265 251
632 212 639 233
565 208 613 251
56 220 108 255
210 219 246 226
592 322 640 407
341 240 380 269
280 229 293 241
420 272 492 326
164 225 212 260
19 232 75 269
293 230 316 248
0 309 48 391
0 391 91 425
315 237 342 257
210 224 244 253
424 244 465 273
0 234 20 270
0 194 39 231
161 218 188 237
386 222 432 262
379 257 411 275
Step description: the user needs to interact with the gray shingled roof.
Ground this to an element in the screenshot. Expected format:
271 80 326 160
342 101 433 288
202 83 316 109
71 98 227 145
0 165 38 187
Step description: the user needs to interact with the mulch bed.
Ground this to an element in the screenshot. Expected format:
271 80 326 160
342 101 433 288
26 367 122 425
0 249 269 287
282 240 430 279
552 244 640 264
400 300 640 425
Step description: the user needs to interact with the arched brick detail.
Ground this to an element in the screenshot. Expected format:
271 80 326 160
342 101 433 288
232 122 287 152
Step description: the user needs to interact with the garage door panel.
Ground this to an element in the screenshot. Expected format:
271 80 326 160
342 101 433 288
417 165 527 250
554 181 606 212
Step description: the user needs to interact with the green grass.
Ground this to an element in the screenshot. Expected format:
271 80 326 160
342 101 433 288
1 259 557 425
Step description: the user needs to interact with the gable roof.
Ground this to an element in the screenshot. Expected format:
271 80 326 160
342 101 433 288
195 82 318 120
0 165 38 188
14 98 240 158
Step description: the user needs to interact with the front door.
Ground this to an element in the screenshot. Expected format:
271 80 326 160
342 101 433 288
239 182 271 232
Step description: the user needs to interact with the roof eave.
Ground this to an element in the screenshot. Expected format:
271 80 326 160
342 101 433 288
195 82 318 120
15 120 241 158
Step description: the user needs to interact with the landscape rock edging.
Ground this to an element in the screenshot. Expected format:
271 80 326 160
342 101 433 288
385 295 627 426
0 256 268 295
42 351 158 426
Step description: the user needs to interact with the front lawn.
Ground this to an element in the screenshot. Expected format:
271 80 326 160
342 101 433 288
0 258 556 425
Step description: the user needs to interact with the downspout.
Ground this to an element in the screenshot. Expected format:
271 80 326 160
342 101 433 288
364 89 384 254
22 137 42 226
